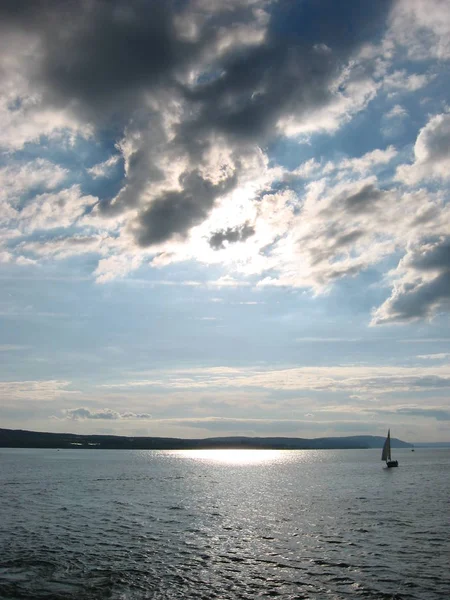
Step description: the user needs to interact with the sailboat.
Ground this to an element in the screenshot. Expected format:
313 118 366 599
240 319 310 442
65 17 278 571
381 429 398 468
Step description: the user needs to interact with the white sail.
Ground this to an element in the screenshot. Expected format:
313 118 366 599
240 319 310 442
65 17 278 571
381 429 391 461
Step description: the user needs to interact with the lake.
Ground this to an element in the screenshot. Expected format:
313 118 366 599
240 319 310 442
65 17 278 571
0 448 449 599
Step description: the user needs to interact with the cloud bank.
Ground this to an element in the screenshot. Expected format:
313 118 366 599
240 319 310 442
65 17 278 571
0 0 449 324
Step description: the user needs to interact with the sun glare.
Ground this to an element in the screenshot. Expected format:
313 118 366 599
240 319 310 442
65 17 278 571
172 449 285 465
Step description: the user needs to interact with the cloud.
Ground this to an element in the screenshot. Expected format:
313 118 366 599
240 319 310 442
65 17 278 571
396 112 450 184
62 407 151 420
0 19 90 150
0 308 69 319
88 155 121 179
0 160 69 235
397 338 450 343
94 253 145 284
131 170 238 246
0 0 394 255
318 403 450 422
0 1 189 122
2 0 449 328
372 237 450 324
383 69 431 93
295 337 363 343
209 222 255 250
396 407 450 420
99 363 450 396
0 380 76 401
389 0 450 60
289 146 397 180
17 186 97 234
417 353 450 360
0 159 67 202
150 416 370 435
19 235 108 259
380 406 450 421
182 0 389 141
257 176 448 294
0 345 30 351
208 276 252 288
338 146 398 174
385 104 408 119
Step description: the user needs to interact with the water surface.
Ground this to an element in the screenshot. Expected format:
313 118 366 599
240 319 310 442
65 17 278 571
0 448 449 599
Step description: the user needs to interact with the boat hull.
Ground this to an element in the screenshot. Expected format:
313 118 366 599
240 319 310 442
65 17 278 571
386 460 398 468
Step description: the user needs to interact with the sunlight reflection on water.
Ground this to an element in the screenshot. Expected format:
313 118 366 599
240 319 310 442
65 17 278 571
1 449 449 600
167 449 294 464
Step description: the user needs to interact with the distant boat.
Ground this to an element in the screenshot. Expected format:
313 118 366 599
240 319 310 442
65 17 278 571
411 445 415 452
381 429 398 467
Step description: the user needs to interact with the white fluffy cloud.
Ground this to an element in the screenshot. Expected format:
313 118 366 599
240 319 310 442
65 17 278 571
396 112 450 184
0 160 69 239
389 0 450 60
87 155 121 179
18 186 97 233
383 69 431 93
0 159 67 201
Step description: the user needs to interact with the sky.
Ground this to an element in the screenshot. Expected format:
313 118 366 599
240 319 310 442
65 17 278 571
0 0 449 443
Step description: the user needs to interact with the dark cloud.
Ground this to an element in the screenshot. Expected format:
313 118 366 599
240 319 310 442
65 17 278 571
308 228 364 268
132 170 238 246
182 42 332 140
319 183 386 222
400 240 450 322
0 0 194 122
98 116 167 217
44 5 179 115
1 0 394 245
344 184 383 213
182 0 393 141
182 43 333 143
209 222 255 250
382 271 450 322
335 230 364 247
410 240 450 271
374 238 450 324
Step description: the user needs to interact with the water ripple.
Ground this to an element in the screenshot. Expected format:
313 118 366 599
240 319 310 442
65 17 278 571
0 448 449 599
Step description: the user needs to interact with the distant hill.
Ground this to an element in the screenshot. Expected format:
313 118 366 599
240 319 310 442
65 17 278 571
0 428 413 450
